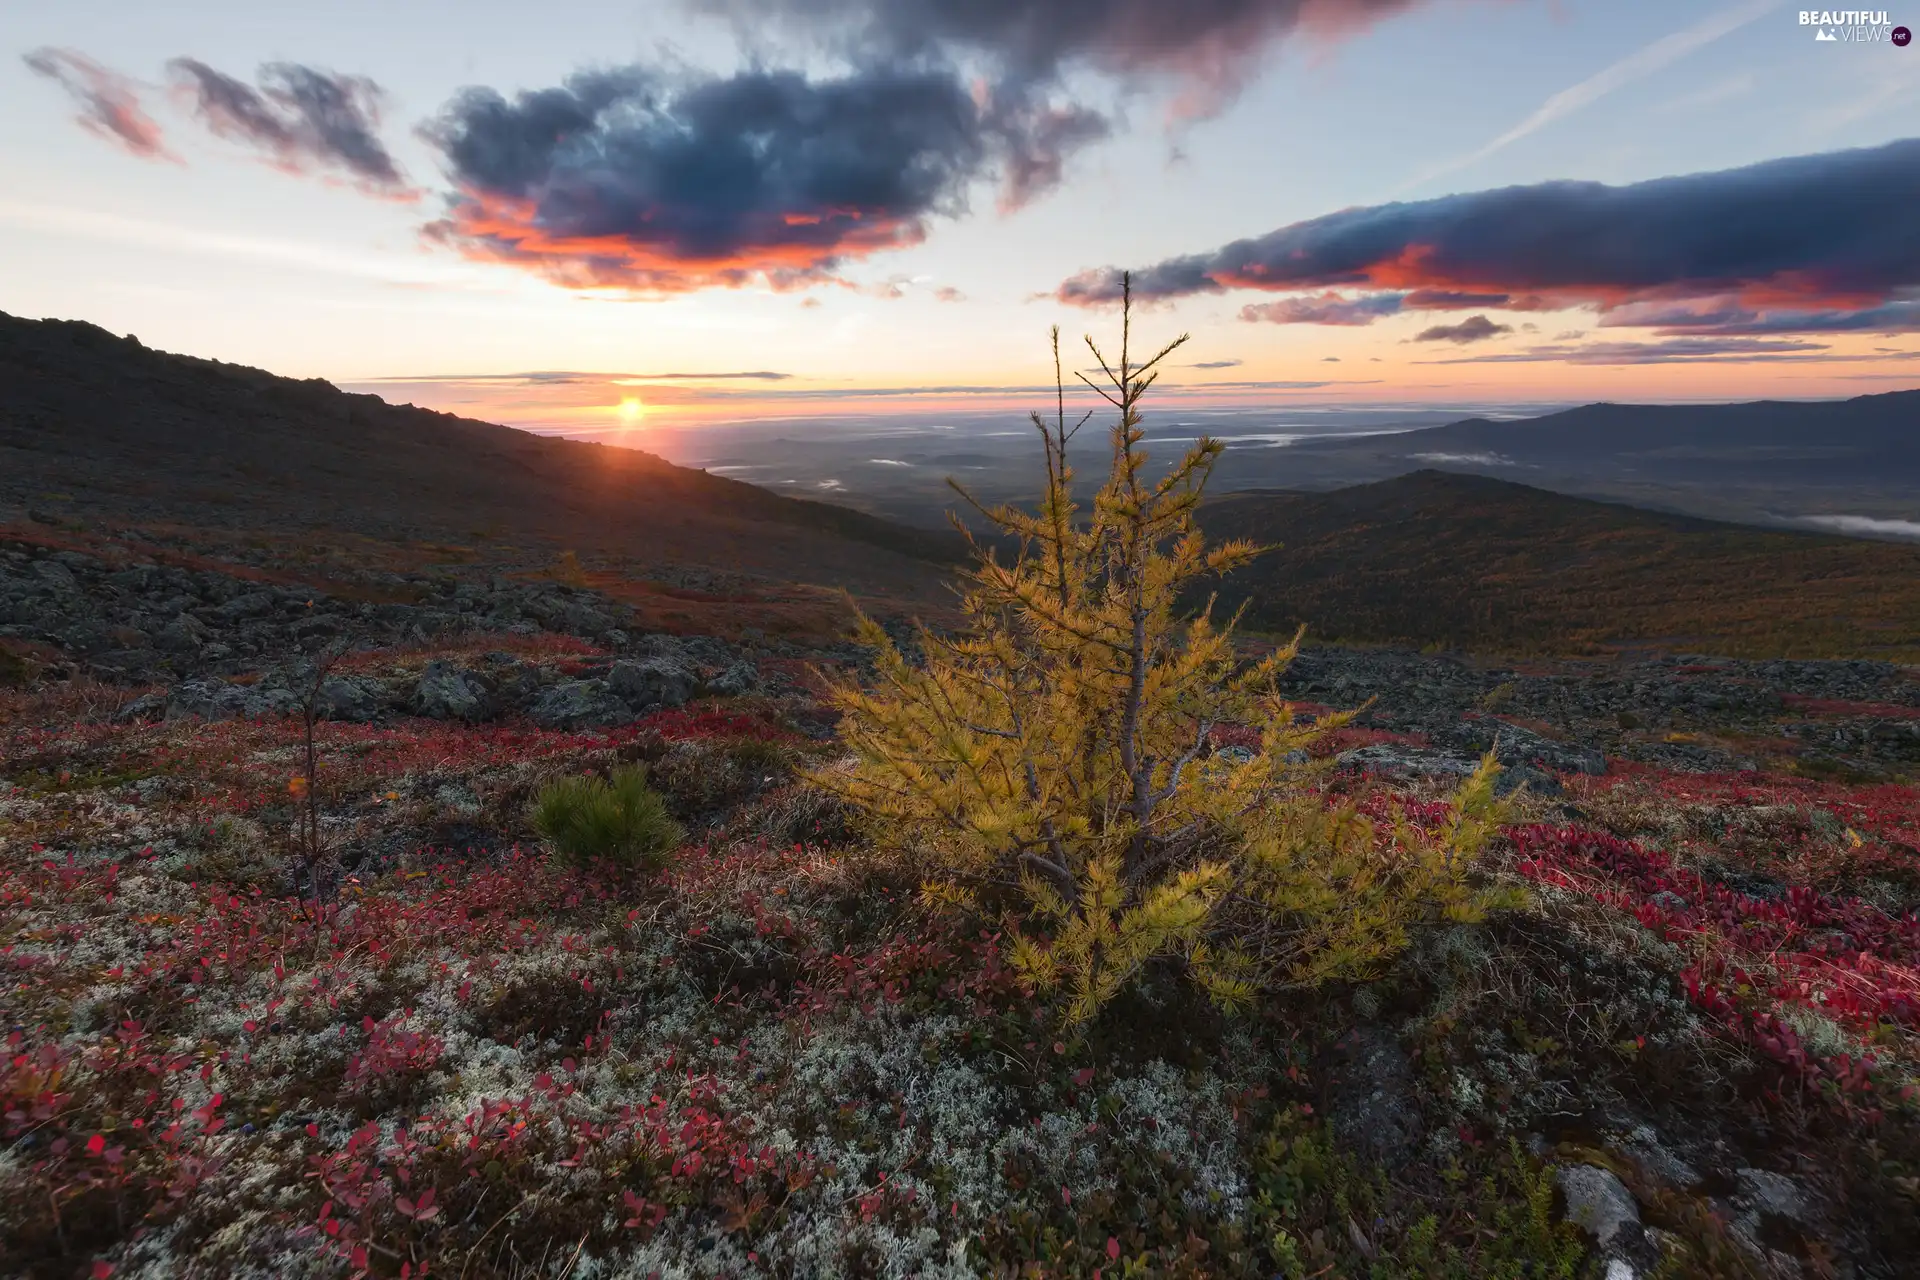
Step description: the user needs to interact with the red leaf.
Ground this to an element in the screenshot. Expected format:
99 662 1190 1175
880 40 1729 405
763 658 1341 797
87 1133 106 1157
1107 1236 1121 1260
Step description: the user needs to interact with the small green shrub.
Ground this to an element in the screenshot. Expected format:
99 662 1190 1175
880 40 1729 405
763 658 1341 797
529 765 683 871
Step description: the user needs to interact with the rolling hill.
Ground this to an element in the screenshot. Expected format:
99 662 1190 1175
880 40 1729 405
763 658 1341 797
0 312 963 603
1198 470 1920 660
1264 390 1920 529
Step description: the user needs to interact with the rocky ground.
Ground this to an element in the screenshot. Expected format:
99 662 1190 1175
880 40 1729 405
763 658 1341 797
3 532 1918 1279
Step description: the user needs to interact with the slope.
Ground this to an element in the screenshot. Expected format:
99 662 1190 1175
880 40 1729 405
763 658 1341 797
1198 470 1920 659
0 312 963 601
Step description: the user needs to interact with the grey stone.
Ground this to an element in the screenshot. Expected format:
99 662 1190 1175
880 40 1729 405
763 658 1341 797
156 613 209 653
1616 1126 1699 1191
166 679 253 722
414 660 493 721
1327 1026 1423 1165
1334 744 1555 797
1557 1164 1640 1248
1337 744 1481 781
212 590 277 622
705 659 761 698
30 561 78 591
315 675 388 723
529 679 632 729
1457 720 1607 776
114 691 168 722
1734 1168 1809 1224
560 601 612 636
608 657 694 710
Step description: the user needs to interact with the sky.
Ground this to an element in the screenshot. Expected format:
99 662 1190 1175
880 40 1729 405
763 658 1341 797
3 0 1918 446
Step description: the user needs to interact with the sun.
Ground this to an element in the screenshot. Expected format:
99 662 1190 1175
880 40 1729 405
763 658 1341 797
617 397 645 423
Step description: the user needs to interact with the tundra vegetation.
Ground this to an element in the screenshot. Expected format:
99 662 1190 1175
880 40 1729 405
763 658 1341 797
0 289 1916 1278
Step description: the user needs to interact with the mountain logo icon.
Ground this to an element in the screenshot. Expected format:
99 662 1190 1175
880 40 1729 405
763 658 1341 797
1815 26 1838 39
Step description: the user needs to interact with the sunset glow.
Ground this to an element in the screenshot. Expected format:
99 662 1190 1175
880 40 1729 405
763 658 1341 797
3 1 1913 441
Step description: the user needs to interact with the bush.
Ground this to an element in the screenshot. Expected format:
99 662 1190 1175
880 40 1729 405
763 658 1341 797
819 277 1510 1026
529 765 683 871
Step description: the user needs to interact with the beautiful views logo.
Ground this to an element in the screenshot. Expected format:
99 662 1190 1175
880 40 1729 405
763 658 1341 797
1799 9 1905 40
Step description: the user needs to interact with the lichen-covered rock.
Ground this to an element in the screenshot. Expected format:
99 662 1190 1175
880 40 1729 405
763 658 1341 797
414 659 492 721
1457 720 1607 776
609 657 694 710
706 659 762 698
1326 1026 1422 1164
1558 1163 1640 1248
529 678 631 729
316 674 388 722
165 678 298 721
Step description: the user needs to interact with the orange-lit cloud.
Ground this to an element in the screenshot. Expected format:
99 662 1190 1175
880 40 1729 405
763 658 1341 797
420 63 1098 293
23 48 176 161
1059 139 1920 354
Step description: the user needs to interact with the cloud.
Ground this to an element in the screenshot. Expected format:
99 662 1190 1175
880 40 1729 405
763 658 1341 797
1186 359 1242 369
1604 298 1920 336
358 369 794 385
23 48 174 160
933 285 966 302
1322 355 1341 362
1058 138 1920 344
1412 314 1511 343
168 59 409 193
1410 451 1523 466
697 0 1434 119
1793 514 1920 540
1402 288 1530 309
420 63 1098 292
1421 336 1836 364
1240 291 1405 325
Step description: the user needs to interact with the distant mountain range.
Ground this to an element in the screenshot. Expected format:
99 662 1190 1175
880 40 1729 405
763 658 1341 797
1254 391 1920 533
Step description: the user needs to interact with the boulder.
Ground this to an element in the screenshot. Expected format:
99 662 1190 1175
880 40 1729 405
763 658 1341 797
1335 743 1561 797
1326 1026 1423 1165
211 590 277 623
608 657 694 710
1455 720 1606 776
1557 1164 1640 1249
165 677 301 721
155 613 210 653
706 659 762 698
316 675 388 722
529 679 632 729
414 660 493 721
166 679 253 721
114 691 169 723
30 561 79 592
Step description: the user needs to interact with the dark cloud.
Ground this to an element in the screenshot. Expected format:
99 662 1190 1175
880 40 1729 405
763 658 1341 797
1322 355 1341 361
420 63 1093 292
1423 337 1834 365
1239 291 1403 325
168 59 409 193
698 0 1428 116
1413 314 1511 344
24 48 174 160
1186 359 1243 368
1058 139 1920 339
1403 288 1538 309
1604 298 1920 336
